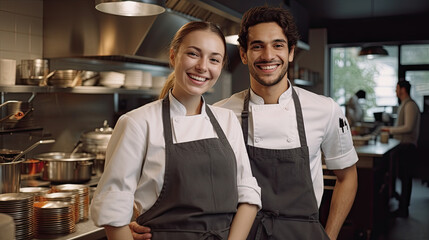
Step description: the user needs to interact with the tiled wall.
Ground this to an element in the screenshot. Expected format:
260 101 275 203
0 0 43 62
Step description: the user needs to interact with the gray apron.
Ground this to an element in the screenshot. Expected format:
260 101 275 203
136 96 238 240
242 88 330 240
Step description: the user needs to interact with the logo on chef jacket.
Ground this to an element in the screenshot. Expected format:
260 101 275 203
339 118 349 133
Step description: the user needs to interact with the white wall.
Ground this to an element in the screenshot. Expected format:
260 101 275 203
0 0 43 62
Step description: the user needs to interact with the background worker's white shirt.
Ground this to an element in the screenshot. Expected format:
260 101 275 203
91 93 261 227
214 85 358 207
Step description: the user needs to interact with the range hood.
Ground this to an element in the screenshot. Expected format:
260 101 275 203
43 0 308 68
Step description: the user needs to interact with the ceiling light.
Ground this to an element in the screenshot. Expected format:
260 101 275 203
95 0 165 17
358 45 389 59
225 35 239 45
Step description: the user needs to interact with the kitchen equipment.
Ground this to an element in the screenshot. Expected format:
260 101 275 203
99 71 125 88
0 93 36 129
20 59 54 86
0 59 16 86
0 159 24 193
19 187 51 201
80 120 112 176
20 159 44 175
48 70 83 87
12 139 56 162
0 193 35 240
39 192 79 223
34 152 95 183
0 149 22 162
33 201 76 235
51 184 90 222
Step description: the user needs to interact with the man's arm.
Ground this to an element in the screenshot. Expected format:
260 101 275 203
129 222 152 240
324 164 358 240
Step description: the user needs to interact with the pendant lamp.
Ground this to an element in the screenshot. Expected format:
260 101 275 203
95 0 165 17
358 45 388 59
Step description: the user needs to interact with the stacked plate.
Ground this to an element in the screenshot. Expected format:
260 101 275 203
52 184 90 222
0 193 35 240
99 71 125 88
20 187 51 201
34 201 75 236
121 70 143 89
39 192 79 223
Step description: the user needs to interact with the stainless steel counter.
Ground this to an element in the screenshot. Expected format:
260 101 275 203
34 219 105 240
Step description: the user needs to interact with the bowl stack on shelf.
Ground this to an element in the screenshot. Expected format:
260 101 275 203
0 193 35 240
99 71 125 88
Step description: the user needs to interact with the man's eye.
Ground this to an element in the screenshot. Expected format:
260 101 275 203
251 45 262 50
274 44 284 48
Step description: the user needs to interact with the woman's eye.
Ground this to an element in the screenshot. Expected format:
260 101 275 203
188 52 198 57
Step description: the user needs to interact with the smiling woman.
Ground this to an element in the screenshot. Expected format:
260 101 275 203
90 21 261 240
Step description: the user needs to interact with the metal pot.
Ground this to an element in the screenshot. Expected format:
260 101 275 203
34 152 95 183
80 120 112 176
20 59 50 85
0 159 24 193
80 120 113 154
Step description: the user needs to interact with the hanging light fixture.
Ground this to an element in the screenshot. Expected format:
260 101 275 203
358 45 388 59
95 0 165 17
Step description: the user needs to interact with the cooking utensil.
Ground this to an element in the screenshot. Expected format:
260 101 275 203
0 159 24 193
20 59 55 86
12 139 56 162
34 152 95 183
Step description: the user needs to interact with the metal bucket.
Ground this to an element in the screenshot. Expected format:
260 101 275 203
0 159 24 193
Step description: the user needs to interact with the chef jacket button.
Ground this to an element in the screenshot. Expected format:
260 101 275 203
287 138 292 143
175 118 180 123
255 137 261 143
205 116 209 120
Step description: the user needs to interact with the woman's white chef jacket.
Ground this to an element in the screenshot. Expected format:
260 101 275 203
214 84 358 207
90 93 262 227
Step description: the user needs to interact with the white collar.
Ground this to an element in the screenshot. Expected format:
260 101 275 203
249 80 293 105
168 91 207 116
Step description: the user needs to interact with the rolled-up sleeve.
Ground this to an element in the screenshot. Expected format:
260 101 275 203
90 115 146 227
322 99 358 170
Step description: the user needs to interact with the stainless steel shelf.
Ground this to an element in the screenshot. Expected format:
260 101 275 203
0 85 161 96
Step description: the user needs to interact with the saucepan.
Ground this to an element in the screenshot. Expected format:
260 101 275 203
34 152 95 183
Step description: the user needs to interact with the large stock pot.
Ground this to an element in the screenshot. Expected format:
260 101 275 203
34 152 95 183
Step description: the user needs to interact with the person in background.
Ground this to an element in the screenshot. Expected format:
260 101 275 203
90 21 261 240
346 89 366 127
130 6 358 240
382 80 421 218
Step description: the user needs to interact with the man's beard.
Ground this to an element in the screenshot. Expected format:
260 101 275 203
249 64 288 87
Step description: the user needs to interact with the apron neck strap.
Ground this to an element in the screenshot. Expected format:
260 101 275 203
241 87 308 147
162 94 229 145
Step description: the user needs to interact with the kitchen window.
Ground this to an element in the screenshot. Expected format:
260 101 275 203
330 46 399 122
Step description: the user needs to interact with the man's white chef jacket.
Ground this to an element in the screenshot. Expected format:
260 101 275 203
214 85 358 207
90 93 262 227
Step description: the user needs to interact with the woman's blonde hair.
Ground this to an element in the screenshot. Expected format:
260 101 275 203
159 21 227 99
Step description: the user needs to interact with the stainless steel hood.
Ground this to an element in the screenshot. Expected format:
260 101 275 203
43 0 308 67
43 0 241 64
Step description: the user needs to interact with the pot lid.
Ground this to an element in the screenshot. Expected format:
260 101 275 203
82 120 113 138
34 152 95 161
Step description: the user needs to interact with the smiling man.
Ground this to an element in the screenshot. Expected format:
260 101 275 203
214 6 359 240
128 6 359 240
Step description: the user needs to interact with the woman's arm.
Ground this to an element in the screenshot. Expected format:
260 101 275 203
105 225 134 240
228 203 258 240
